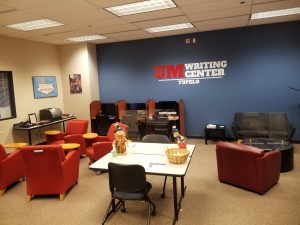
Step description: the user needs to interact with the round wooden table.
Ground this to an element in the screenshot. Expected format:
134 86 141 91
82 132 98 139
3 143 28 148
45 130 61 135
60 143 80 150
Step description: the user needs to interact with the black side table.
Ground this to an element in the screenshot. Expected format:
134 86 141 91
205 125 226 145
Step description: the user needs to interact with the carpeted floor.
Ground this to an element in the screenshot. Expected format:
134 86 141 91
1 139 299 225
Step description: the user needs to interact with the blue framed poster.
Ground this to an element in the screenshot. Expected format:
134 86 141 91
32 76 58 98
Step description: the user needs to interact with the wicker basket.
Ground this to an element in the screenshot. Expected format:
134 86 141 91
165 148 190 164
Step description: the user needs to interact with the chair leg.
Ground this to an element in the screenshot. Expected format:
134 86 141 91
26 195 32 202
102 199 115 225
59 194 65 201
161 176 167 198
0 189 6 196
147 204 151 225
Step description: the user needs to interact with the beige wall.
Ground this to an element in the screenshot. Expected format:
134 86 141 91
0 36 99 145
58 43 99 131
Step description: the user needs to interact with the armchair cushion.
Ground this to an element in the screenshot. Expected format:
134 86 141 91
216 142 281 194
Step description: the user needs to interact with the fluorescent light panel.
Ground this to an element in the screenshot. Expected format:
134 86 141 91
66 35 106 42
251 7 300 19
105 0 176 16
6 19 64 31
145 23 193 33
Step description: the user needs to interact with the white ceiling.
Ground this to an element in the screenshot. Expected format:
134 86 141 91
0 0 299 45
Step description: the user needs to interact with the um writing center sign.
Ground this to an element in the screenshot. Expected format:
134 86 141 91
154 60 227 85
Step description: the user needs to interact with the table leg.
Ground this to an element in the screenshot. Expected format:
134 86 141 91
172 176 178 225
28 130 32 145
181 177 185 197
62 122 66 132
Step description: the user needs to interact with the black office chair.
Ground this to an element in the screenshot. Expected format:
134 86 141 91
122 114 139 140
141 134 170 198
102 162 156 225
96 114 111 135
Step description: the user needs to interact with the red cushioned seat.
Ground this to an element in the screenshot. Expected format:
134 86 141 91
20 145 80 201
216 142 281 194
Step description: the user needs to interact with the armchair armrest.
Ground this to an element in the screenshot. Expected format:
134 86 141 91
61 150 80 185
1 150 25 182
256 150 281 194
92 141 113 160
1 150 24 170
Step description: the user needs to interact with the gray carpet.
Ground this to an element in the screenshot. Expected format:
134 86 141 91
1 139 299 225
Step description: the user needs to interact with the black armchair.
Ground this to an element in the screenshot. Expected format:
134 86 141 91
102 163 156 225
141 134 171 198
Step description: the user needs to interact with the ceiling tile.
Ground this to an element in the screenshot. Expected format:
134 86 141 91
188 6 251 22
252 0 300 13
91 23 138 34
0 10 40 26
23 0 98 17
193 15 249 29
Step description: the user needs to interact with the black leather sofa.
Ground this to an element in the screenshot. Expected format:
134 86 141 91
231 112 295 141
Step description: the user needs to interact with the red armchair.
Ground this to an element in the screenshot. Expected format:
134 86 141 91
45 119 88 156
216 142 281 194
20 145 80 201
86 123 128 164
0 145 25 195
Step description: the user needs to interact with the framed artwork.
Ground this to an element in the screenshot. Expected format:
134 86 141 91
32 76 58 98
0 71 16 121
28 113 37 124
69 74 82 94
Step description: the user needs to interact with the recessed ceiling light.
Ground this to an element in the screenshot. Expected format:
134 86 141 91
66 35 107 42
5 19 64 31
105 0 176 16
145 23 194 33
251 7 300 19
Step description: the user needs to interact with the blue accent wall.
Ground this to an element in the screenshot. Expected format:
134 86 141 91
97 21 300 140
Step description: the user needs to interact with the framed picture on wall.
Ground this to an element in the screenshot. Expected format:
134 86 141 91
0 71 17 121
69 74 82 94
32 76 58 98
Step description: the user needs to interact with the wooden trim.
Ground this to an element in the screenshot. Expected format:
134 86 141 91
179 99 185 136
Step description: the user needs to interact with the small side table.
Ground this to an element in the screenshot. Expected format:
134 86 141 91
45 130 61 135
3 143 28 154
82 132 98 139
60 143 80 153
205 125 226 145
